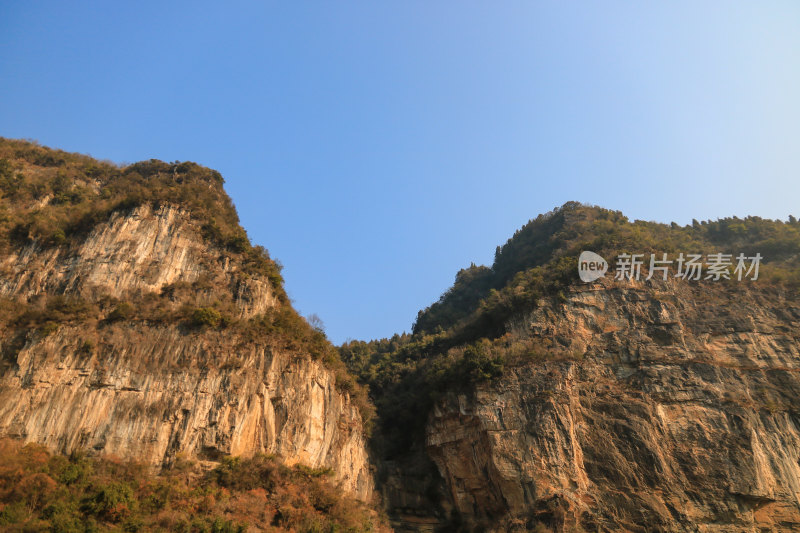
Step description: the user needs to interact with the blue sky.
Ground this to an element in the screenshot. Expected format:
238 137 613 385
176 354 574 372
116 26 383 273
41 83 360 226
2 2 799 343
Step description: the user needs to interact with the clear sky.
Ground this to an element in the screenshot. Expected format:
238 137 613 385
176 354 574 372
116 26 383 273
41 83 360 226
2 2 799 343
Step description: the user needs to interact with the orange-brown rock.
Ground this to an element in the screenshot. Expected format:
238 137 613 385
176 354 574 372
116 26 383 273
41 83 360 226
426 280 800 531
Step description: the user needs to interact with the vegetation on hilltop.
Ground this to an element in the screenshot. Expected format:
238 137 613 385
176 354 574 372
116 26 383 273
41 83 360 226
0 138 283 292
0 439 388 533
415 201 800 335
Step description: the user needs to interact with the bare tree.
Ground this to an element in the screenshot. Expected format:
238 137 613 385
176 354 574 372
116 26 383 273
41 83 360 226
307 313 325 334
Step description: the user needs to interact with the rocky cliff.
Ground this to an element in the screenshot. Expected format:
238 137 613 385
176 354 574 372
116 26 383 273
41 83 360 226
0 204 275 317
0 322 372 500
0 140 373 500
427 279 800 531
343 202 800 531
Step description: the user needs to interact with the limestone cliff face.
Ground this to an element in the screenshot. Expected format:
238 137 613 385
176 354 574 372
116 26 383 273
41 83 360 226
0 204 372 500
0 204 275 317
426 280 800 531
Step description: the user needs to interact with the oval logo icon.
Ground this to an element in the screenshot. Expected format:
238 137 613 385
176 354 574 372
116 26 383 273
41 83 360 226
578 251 608 282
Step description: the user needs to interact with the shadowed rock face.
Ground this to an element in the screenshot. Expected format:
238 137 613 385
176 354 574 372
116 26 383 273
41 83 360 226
425 280 800 531
0 204 372 500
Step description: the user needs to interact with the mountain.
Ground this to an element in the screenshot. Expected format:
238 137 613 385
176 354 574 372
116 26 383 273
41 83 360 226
0 139 385 532
3 138 800 532
341 202 800 531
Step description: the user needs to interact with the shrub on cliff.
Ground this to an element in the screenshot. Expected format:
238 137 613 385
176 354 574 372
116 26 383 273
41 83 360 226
189 307 224 328
11 295 98 329
106 301 134 322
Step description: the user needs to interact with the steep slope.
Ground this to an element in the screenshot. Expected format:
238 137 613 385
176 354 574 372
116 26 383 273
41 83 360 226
427 280 800 531
342 202 800 531
0 139 373 501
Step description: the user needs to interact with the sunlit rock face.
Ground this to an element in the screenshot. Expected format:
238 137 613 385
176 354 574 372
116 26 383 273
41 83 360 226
424 281 800 531
0 204 276 317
